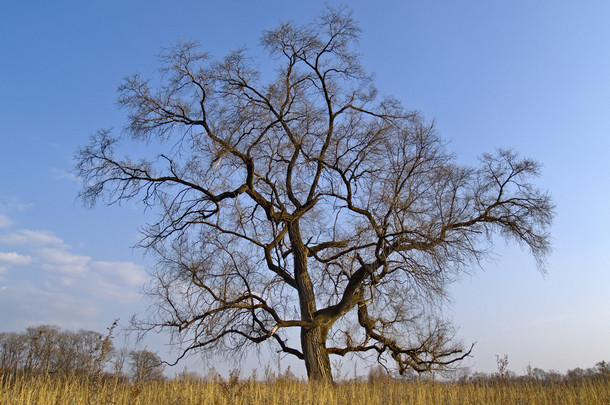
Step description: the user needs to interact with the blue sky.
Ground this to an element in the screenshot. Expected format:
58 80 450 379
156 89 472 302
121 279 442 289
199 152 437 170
1 0 609 377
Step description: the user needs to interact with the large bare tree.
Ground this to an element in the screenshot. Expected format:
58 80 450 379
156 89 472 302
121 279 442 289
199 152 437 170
76 8 553 382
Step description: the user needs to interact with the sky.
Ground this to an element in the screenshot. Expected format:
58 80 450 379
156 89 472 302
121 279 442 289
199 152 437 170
1 0 609 378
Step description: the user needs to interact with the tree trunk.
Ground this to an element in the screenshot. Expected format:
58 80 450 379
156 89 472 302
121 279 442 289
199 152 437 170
288 221 334 383
301 325 333 382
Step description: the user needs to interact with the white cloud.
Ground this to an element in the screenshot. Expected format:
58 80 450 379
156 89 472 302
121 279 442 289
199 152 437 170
86 276 143 303
0 282 102 330
0 222 148 329
52 168 80 182
91 261 147 286
38 248 91 275
0 251 32 265
0 214 12 229
0 229 68 248
0 198 31 213
34 249 146 303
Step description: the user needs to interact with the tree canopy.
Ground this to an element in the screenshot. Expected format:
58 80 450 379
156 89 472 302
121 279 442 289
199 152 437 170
76 7 553 382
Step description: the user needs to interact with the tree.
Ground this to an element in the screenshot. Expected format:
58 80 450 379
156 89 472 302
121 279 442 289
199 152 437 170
0 332 27 371
75 8 553 383
53 329 106 376
596 361 610 379
23 325 60 374
128 349 164 381
367 364 390 383
0 325 110 377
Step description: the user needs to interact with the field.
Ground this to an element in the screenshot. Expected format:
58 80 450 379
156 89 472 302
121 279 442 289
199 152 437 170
1 373 609 405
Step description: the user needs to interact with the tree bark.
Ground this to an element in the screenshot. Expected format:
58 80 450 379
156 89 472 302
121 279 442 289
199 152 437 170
289 221 334 383
301 324 333 382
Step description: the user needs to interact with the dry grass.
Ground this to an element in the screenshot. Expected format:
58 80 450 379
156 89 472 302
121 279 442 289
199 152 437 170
1 372 609 405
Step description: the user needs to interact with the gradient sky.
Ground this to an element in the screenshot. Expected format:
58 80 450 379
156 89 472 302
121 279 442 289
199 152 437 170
1 0 609 378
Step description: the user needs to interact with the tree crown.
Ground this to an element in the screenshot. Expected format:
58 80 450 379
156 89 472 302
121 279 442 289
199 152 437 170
76 7 553 381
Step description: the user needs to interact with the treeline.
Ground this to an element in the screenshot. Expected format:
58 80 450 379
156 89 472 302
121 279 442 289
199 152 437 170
0 324 163 381
366 360 610 385
463 363 610 385
2 325 609 386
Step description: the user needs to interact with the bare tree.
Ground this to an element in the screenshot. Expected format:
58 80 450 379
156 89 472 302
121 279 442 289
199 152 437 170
0 326 110 377
75 7 553 382
128 349 164 381
111 346 131 377
0 332 27 371
23 325 60 374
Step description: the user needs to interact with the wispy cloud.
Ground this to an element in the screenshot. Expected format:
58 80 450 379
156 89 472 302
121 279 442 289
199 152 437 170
38 248 91 275
91 261 147 286
51 168 80 183
0 198 32 213
0 252 32 266
0 281 102 331
0 229 69 248
31 248 147 300
0 221 148 328
0 214 12 229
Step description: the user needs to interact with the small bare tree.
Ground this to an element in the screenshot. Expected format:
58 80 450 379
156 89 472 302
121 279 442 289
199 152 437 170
128 350 164 381
76 7 553 383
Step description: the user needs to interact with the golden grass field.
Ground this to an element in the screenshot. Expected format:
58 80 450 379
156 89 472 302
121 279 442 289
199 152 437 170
1 373 609 405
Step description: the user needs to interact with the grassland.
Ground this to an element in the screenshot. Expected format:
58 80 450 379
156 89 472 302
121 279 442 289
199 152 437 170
1 372 609 405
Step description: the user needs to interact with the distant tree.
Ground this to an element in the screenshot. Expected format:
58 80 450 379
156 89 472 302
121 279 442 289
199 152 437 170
203 367 222 383
469 371 490 383
565 367 586 382
54 329 107 376
451 367 471 383
128 349 164 381
111 346 131 377
495 354 510 380
367 364 389 383
530 367 548 382
23 325 60 373
596 361 610 379
546 369 564 384
76 7 554 383
0 332 27 371
176 367 203 382
0 325 113 377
